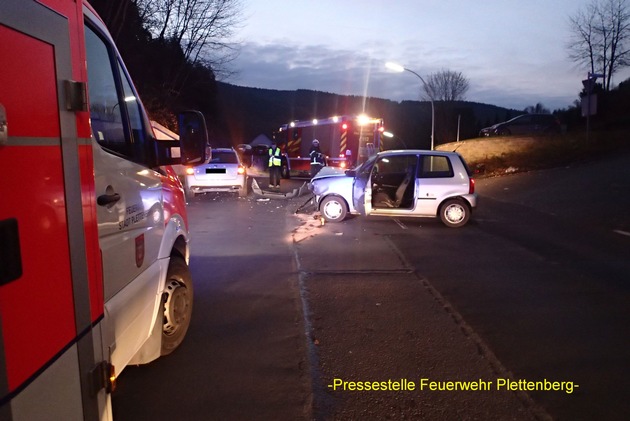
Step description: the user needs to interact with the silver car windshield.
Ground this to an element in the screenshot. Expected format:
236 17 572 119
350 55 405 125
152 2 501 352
354 154 378 176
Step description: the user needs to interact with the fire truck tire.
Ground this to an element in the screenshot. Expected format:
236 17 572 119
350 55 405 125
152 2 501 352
320 195 347 222
161 256 194 355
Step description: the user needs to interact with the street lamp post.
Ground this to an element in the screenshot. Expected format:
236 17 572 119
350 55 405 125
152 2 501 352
382 131 408 149
386 62 434 150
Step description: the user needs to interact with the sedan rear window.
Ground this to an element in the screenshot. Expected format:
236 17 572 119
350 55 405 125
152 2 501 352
210 151 238 164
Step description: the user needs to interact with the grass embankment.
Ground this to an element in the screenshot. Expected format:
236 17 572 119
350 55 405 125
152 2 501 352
436 129 630 177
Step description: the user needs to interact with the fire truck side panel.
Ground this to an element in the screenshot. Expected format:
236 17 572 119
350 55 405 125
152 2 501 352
0 4 77 392
161 166 189 239
1 1 109 419
286 126 310 176
84 10 174 371
280 116 384 177
93 141 165 372
9 344 83 421
307 124 340 158
2 0 204 419
73 5 105 325
81 142 106 324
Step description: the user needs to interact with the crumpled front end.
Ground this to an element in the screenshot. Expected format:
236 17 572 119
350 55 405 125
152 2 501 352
309 174 356 214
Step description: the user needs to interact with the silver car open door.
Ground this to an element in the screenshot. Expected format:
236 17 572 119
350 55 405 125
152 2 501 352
352 156 376 216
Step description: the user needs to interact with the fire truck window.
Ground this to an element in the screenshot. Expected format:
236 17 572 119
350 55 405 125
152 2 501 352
118 61 146 158
84 25 127 156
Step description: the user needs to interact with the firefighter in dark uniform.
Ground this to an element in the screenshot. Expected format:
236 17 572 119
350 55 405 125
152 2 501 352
309 139 325 178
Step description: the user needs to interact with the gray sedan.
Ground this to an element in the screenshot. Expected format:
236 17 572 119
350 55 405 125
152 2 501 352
309 150 477 228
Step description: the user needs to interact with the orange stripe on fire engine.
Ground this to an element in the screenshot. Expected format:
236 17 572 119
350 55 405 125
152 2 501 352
289 137 301 154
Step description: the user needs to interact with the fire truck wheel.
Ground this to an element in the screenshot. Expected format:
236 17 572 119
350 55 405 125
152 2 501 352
161 256 194 355
320 196 347 222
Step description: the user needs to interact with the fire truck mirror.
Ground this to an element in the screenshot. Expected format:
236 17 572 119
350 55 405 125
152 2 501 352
0 103 7 146
178 110 209 165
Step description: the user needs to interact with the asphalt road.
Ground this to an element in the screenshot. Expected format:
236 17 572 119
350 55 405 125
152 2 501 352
112 185 311 420
112 153 630 420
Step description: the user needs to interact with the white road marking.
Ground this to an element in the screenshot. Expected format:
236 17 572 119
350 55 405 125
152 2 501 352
392 218 408 230
613 229 630 237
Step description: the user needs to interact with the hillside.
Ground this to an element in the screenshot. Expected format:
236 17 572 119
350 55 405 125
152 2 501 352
211 82 521 149
437 128 630 178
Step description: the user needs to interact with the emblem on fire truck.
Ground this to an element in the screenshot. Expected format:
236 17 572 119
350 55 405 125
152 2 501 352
135 234 145 268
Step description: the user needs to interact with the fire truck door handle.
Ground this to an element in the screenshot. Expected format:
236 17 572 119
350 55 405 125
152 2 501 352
0 218 22 286
0 103 7 146
97 192 121 206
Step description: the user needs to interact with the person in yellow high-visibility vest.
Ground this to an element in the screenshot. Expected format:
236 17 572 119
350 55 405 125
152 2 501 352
268 141 282 189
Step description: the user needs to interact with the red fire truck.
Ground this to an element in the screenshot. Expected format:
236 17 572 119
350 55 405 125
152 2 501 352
0 1 207 419
275 114 384 177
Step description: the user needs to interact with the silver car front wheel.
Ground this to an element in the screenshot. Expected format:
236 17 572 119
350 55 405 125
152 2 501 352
320 196 347 222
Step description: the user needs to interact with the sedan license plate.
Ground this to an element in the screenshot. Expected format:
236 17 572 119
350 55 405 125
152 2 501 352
206 168 226 174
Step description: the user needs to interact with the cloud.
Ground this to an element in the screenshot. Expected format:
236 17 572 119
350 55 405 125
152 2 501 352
230 0 630 111
226 40 584 111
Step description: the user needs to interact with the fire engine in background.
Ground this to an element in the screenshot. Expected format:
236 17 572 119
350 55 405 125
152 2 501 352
274 114 384 178
1 1 207 420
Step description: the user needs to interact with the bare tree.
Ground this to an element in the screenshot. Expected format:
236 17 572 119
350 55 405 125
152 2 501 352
568 0 630 91
422 69 470 102
135 0 242 74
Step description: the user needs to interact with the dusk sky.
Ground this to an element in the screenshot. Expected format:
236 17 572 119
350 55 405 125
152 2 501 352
226 0 630 112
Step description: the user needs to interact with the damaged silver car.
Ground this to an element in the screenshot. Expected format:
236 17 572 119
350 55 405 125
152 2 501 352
309 150 477 228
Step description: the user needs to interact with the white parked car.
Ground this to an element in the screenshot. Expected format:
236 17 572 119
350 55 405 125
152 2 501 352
309 149 478 228
185 148 247 197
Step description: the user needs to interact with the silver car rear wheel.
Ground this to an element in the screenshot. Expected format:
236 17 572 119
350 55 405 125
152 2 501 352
440 199 470 228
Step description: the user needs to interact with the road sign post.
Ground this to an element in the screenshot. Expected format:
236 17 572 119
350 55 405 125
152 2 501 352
582 73 604 141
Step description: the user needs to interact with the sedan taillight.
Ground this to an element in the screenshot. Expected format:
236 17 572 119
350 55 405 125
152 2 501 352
469 178 475 194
